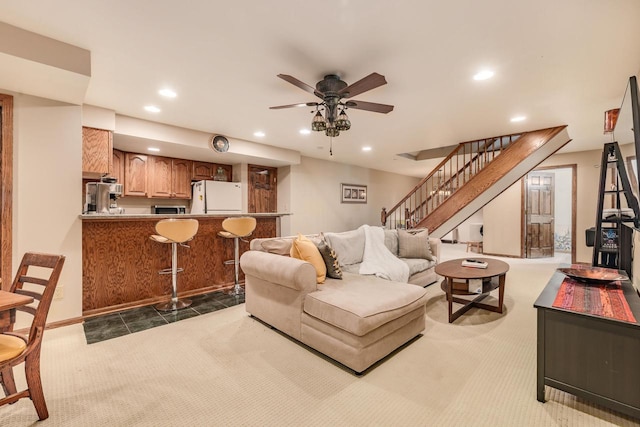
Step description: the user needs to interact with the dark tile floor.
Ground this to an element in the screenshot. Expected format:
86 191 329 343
83 291 245 344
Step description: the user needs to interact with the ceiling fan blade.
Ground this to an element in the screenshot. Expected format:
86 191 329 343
339 73 387 98
345 100 394 114
277 74 325 98
270 102 319 110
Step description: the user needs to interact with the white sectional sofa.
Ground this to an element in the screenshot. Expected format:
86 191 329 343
240 226 440 373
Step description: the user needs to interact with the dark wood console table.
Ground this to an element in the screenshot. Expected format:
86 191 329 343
534 270 640 419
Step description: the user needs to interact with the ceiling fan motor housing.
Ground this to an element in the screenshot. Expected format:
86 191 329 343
316 74 348 94
317 75 348 123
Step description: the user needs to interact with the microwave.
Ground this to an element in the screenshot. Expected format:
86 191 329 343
151 205 187 215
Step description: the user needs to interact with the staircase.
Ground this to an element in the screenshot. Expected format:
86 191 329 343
382 125 571 238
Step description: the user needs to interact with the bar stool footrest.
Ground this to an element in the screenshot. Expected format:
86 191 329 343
159 267 185 275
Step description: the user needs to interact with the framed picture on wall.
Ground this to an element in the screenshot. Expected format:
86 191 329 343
341 183 367 204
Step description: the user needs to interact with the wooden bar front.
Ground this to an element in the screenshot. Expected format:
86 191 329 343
82 215 278 315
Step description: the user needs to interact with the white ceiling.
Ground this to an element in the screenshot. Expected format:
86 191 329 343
2 0 640 177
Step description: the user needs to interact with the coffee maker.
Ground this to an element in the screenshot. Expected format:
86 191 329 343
85 177 124 214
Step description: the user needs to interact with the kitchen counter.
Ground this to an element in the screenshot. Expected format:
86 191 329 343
79 212 291 220
82 213 284 315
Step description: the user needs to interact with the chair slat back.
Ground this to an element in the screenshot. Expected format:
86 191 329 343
9 252 65 338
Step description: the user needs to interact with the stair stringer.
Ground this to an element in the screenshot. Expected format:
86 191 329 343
423 126 571 239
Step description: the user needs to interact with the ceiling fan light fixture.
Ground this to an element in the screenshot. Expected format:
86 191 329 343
325 124 340 137
311 111 327 131
335 109 351 131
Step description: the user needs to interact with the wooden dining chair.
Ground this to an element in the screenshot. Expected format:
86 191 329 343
0 252 65 421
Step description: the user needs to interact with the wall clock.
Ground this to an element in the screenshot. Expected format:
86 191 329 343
211 135 229 153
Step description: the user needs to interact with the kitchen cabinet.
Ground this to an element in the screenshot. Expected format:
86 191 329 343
192 162 232 182
124 153 148 197
148 156 192 199
82 127 112 177
110 149 124 183
192 161 215 180
172 158 193 198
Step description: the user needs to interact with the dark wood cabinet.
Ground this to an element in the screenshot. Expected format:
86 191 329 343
535 271 640 419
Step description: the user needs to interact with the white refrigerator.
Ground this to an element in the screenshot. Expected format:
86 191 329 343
190 180 242 214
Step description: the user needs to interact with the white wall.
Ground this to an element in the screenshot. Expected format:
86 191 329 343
482 142 637 262
483 183 522 257
13 93 83 323
282 156 420 235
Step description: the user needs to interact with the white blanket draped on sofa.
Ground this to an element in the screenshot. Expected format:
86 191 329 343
359 225 410 283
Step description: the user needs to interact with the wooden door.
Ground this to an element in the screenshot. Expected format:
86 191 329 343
172 158 192 199
124 153 148 197
248 164 277 213
526 172 555 258
0 95 13 290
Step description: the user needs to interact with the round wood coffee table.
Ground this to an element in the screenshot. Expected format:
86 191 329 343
435 258 509 323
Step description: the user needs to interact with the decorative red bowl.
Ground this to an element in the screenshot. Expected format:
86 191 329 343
557 267 627 284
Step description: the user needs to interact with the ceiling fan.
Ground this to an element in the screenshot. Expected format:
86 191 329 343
270 73 394 137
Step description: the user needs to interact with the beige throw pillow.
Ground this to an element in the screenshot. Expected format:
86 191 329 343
398 229 434 260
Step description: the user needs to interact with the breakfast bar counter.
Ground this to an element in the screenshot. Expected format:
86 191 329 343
81 213 288 315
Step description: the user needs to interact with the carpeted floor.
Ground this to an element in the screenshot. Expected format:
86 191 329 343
2 245 639 426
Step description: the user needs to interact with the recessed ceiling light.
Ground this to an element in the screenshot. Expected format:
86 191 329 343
253 131 265 137
362 146 372 152
299 129 311 135
144 105 161 113
158 88 177 98
510 116 526 122
148 147 160 152
473 70 494 81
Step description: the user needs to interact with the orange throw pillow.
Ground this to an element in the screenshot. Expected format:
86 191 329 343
290 234 327 284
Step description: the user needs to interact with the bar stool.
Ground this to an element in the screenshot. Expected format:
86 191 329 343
218 217 256 295
150 218 199 311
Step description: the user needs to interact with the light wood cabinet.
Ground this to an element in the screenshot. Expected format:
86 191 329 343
172 158 193 198
124 153 148 197
192 161 232 182
192 161 215 180
82 127 112 177
148 156 192 199
110 149 124 183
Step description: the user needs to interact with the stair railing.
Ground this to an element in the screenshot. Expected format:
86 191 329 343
381 132 522 230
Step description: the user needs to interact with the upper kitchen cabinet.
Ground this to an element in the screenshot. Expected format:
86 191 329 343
148 156 192 199
124 153 148 197
192 161 232 182
109 149 124 183
192 161 215 180
82 127 112 178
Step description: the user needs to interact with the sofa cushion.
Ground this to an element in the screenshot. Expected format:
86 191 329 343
383 229 399 256
400 257 436 276
316 240 343 279
303 273 427 336
398 229 434 260
260 238 293 255
323 228 365 266
290 234 326 284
